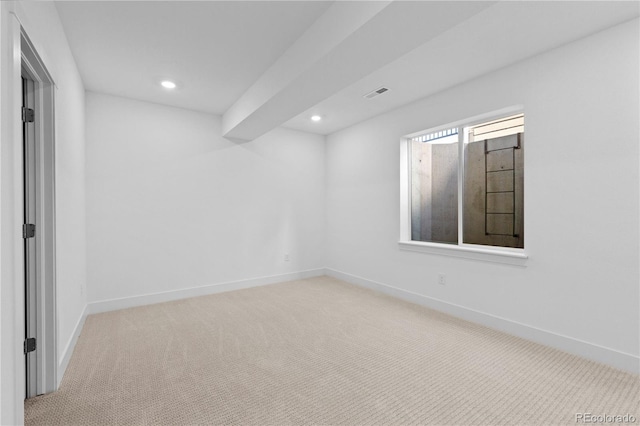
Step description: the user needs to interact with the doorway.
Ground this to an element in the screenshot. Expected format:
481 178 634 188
21 30 57 398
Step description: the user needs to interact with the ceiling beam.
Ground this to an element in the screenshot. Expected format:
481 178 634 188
222 1 495 141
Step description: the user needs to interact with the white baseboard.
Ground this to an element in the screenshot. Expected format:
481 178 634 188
58 304 88 388
325 268 639 374
87 269 325 315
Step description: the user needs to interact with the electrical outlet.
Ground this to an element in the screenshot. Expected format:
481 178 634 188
438 273 446 285
284 253 290 262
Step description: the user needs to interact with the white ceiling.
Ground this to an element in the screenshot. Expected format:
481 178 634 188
284 1 640 135
55 1 639 139
55 1 332 115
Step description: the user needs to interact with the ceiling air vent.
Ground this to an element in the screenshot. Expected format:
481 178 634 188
363 87 390 99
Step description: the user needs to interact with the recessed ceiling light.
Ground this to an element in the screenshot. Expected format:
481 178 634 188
311 115 322 122
161 80 177 89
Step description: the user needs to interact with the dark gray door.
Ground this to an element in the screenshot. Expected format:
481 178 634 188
22 74 38 399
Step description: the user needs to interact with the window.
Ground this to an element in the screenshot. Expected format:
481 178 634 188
403 112 524 253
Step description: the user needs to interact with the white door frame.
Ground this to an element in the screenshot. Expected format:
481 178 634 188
0 6 27 425
21 27 57 397
0 4 57 424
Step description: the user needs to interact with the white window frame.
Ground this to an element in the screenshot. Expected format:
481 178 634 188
399 106 528 266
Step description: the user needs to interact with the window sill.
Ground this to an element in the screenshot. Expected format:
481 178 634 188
398 241 528 266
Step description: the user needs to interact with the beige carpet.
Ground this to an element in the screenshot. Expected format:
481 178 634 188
25 276 639 425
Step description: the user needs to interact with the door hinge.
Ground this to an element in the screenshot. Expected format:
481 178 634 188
24 338 36 354
22 107 34 123
23 223 35 239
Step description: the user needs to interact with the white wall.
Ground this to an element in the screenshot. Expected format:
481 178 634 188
86 92 325 305
0 2 86 424
326 19 639 370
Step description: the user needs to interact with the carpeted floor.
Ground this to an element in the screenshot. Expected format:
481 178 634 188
25 276 639 425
